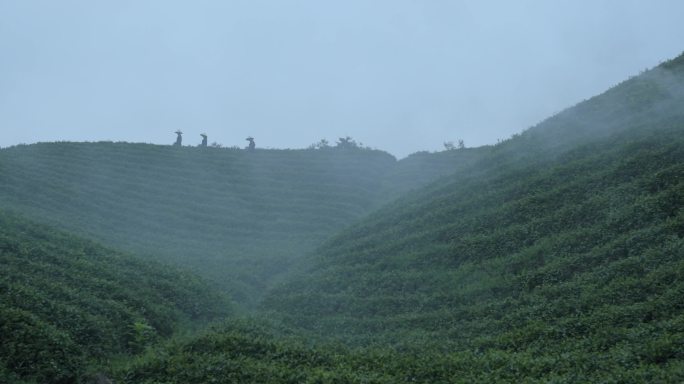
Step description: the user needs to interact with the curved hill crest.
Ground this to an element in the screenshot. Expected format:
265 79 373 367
0 141 481 307
1 51 683 383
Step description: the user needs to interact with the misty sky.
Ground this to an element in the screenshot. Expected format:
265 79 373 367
1 1 683 157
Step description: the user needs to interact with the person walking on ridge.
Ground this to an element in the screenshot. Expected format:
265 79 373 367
246 137 255 151
173 130 183 146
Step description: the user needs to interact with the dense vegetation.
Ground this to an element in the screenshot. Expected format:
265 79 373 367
1 53 683 383
0 140 478 308
116 318 683 384
110 319 684 383
264 126 684 378
260 55 684 380
0 210 230 383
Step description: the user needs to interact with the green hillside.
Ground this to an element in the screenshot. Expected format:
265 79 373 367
261 55 684 380
0 210 230 383
2 49 683 384
381 147 487 200
109 320 403 384
110 317 683 384
0 140 477 307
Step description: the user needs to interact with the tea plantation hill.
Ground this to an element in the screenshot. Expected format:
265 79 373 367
0 142 481 308
261 54 684 380
104 54 684 384
3 52 683 384
0 210 230 383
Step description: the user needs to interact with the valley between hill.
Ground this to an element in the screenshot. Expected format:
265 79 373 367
1 53 683 383
0 138 482 309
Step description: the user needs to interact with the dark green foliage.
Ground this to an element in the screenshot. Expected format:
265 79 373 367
102 51 684 384
3 52 684 383
266 127 684 347
0 211 230 382
111 318 684 383
260 55 684 380
0 307 82 383
111 321 397 384
0 140 478 308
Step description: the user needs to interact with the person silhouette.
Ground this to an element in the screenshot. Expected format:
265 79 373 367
199 133 208 147
246 137 255 151
173 130 183 146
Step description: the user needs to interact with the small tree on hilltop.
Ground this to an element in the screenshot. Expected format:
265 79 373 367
308 139 330 150
336 136 358 149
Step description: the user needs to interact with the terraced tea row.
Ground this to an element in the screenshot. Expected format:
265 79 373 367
0 142 480 307
262 57 684 381
0 210 230 383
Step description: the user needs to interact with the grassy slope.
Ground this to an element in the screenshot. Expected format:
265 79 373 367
380 147 487 201
2 52 682 384
111 317 683 384
0 210 230 383
0 141 478 307
259 55 684 380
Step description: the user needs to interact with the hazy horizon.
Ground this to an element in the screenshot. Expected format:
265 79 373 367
1 1 683 158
